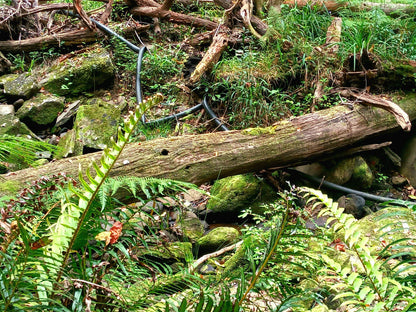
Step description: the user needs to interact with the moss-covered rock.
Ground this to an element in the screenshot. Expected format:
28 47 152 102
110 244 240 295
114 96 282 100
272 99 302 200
0 114 36 137
74 97 123 150
1 72 39 100
349 156 373 189
41 46 115 96
206 174 276 215
175 211 204 242
55 129 83 159
16 93 65 128
131 242 192 261
197 226 240 254
326 156 373 189
326 158 355 185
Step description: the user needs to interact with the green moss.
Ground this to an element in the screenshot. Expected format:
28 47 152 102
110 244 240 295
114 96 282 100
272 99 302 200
197 227 240 253
74 98 122 150
16 94 65 126
217 244 246 280
43 47 115 96
242 125 277 135
0 180 22 196
131 242 192 261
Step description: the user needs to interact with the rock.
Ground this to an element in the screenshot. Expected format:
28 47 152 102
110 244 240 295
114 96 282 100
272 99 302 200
197 226 240 254
326 156 373 189
73 97 124 151
41 45 115 96
54 100 81 128
0 104 14 115
391 174 407 186
0 72 39 100
32 158 49 167
12 98 24 109
0 114 36 137
326 158 355 185
141 200 164 214
199 264 216 274
206 174 276 216
337 194 366 219
55 129 83 158
311 304 332 312
349 156 373 189
175 211 204 242
16 93 65 129
131 241 192 261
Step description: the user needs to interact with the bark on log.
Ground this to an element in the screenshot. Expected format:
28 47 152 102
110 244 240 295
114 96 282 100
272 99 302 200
0 24 149 52
2 94 415 196
129 0 218 30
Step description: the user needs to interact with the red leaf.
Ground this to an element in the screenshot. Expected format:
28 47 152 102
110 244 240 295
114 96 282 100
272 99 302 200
109 221 123 244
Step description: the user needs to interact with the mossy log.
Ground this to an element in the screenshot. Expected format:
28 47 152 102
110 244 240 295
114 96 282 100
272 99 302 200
1 94 416 196
0 24 149 52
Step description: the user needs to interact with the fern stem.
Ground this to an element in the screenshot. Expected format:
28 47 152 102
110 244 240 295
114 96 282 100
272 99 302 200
352 245 384 305
43 95 163 288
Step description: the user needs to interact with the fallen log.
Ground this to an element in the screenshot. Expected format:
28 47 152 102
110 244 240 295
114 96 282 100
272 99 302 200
0 23 149 52
1 94 415 196
128 0 218 30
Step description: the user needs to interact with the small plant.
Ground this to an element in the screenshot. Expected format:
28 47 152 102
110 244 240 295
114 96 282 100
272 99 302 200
0 134 57 169
300 187 416 311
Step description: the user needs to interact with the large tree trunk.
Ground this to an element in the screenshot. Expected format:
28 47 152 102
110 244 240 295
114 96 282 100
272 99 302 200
1 94 415 196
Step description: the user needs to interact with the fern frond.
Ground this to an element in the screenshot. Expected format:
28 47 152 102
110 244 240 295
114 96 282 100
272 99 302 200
0 134 57 166
40 94 163 295
99 176 200 209
300 187 416 311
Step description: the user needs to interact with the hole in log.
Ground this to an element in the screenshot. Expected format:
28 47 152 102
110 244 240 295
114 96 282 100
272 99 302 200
161 149 169 155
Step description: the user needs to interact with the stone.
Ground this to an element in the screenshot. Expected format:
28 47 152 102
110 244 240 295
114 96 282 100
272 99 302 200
326 156 373 189
32 158 49 167
40 45 115 96
175 211 204 242
16 93 65 128
400 133 416 187
0 104 14 115
311 304 332 312
131 241 192 261
326 158 355 185
349 156 374 189
73 97 123 151
197 226 240 254
54 100 81 128
1 72 39 100
391 174 407 186
0 114 36 137
55 129 83 159
337 194 366 219
206 174 276 216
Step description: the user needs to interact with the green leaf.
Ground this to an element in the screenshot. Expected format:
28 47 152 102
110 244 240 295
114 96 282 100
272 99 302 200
372 302 386 312
364 292 375 305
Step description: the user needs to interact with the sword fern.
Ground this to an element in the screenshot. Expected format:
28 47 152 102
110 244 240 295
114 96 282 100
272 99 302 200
38 94 163 299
